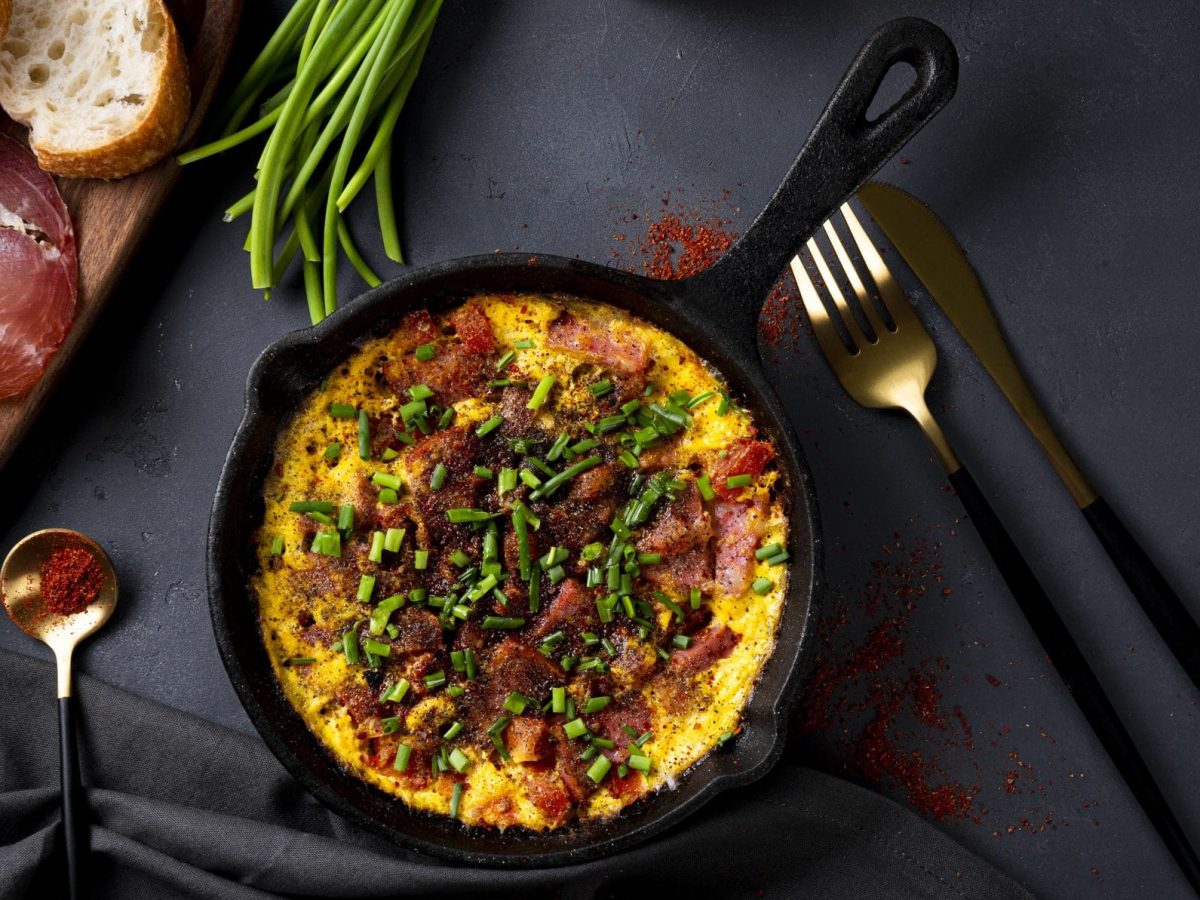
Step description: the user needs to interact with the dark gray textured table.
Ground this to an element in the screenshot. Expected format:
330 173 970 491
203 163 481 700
2 2 1198 896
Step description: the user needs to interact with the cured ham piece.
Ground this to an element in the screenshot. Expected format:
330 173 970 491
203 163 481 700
669 624 740 675
547 311 649 377
0 134 77 399
710 438 775 498
713 494 768 595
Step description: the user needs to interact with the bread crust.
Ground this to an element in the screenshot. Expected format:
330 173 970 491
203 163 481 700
0 0 10 45
9 0 191 180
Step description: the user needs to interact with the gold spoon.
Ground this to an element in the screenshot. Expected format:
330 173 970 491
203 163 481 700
2 529 118 900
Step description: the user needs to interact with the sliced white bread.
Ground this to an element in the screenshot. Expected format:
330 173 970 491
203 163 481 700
0 0 190 179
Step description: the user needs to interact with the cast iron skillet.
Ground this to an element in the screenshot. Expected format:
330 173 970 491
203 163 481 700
208 18 958 866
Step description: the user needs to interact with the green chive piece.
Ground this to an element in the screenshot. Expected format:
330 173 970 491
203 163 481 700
498 467 517 495
443 721 463 740
519 469 542 489
338 504 355 532
589 379 613 398
586 756 612 783
528 454 602 500
381 447 400 461
546 432 570 462
726 473 753 489
368 531 385 563
324 442 342 460
482 616 526 630
448 748 470 773
628 753 652 772
357 574 377 603
672 634 691 649
384 527 405 553
503 691 529 715
446 508 499 524
270 536 284 556
473 465 493 479
381 716 402 734
716 731 734 746
514 338 533 349
767 550 790 566
363 637 390 657
687 390 716 409
430 462 448 490
343 627 360 665
307 511 334 526
378 488 399 504
717 392 731 416
756 543 783 560
290 500 335 514
424 670 447 689
394 743 413 771
527 375 556 410
751 576 773 595
449 781 463 817
357 410 371 460
370 595 405 635
697 474 715 501
690 588 703 609
583 696 611 714
329 402 357 419
495 349 516 370
637 552 662 565
409 383 434 401
414 549 429 570
551 687 566 713
476 415 504 437
563 718 588 739
450 549 472 567
372 472 402 491
283 656 316 667
528 562 541 613
415 343 437 362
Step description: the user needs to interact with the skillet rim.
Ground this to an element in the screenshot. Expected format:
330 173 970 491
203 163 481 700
207 252 824 866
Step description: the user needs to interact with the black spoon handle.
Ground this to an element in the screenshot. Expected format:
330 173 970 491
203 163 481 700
948 466 1200 894
59 697 84 900
1081 496 1200 692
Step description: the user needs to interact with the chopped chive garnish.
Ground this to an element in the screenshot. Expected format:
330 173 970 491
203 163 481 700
528 562 541 613
767 550 790 566
583 696 611 714
751 576 773 595
446 508 499 524
687 390 716 409
618 451 639 469
424 671 447 689
528 454 602 500
589 379 613 398
498 467 517 494
329 403 357 419
357 574 377 603
547 432 570 462
311 530 342 557
581 542 604 561
415 343 437 362
443 721 463 740
519 469 542 489
363 638 390 657
717 392 731 415
637 552 662 565
527 374 556 410
476 415 504 437
513 507 531 580
368 531 385 564
448 748 470 773
372 472 402 491
496 349 517 370
726 473 753 489
654 592 685 622
716 731 735 746
283 656 316 666
503 691 529 715
696 475 715 501
473 465 493 479
394 743 413 771
430 463 448 490
580 745 598 761
342 627 360 665
324 443 342 460
307 511 334 526
337 504 355 532
409 383 434 401
381 716 401 734
381 447 400 461
590 736 615 749
384 527 405 553
628 753 652 772
381 679 410 704
551 686 566 713
289 500 335 514
450 549 472 567
378 488 399 504
514 338 533 349
449 781 463 818
414 549 429 570
563 718 588 739
672 634 691 649
690 588 703 609
482 616 526 630
756 543 783 560
357 411 371 460
270 536 284 555
370 595 406 635
586 756 612 783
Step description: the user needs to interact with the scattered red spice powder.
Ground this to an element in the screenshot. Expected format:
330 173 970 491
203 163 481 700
40 545 104 616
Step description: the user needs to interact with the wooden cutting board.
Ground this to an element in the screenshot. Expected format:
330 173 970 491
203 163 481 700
0 0 243 470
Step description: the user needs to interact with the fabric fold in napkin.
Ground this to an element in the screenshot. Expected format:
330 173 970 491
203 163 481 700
0 649 1031 899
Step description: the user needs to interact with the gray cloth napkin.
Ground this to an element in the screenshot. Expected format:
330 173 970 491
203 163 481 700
0 648 1032 899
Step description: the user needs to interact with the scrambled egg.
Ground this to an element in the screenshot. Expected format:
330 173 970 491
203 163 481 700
253 294 789 830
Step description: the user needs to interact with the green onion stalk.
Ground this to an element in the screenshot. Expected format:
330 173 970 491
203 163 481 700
180 0 443 324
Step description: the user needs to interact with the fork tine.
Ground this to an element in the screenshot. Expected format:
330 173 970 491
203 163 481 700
789 252 856 364
805 238 871 347
841 203 918 330
824 215 889 337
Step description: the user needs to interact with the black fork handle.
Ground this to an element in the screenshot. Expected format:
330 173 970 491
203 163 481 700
684 17 958 347
59 697 85 899
949 466 1200 894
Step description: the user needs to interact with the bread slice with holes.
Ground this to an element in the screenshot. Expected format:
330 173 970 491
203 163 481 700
0 0 189 179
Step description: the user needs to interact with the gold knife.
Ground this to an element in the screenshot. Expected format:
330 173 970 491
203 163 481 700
858 180 1200 691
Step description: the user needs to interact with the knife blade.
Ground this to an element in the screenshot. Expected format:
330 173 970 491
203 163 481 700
856 181 1096 507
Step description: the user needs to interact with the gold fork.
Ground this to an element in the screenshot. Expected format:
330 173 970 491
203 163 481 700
790 205 1200 890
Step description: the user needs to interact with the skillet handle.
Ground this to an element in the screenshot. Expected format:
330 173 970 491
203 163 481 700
683 17 958 348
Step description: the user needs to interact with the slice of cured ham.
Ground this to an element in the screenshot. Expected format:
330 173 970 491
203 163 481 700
0 134 77 399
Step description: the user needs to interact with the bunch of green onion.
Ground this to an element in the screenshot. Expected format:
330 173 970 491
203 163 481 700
180 0 443 323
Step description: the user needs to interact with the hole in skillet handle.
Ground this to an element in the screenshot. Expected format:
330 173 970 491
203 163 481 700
679 17 958 358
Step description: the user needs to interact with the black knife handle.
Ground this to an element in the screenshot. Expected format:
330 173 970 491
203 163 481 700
948 466 1200 893
1081 496 1200 693
59 697 85 900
